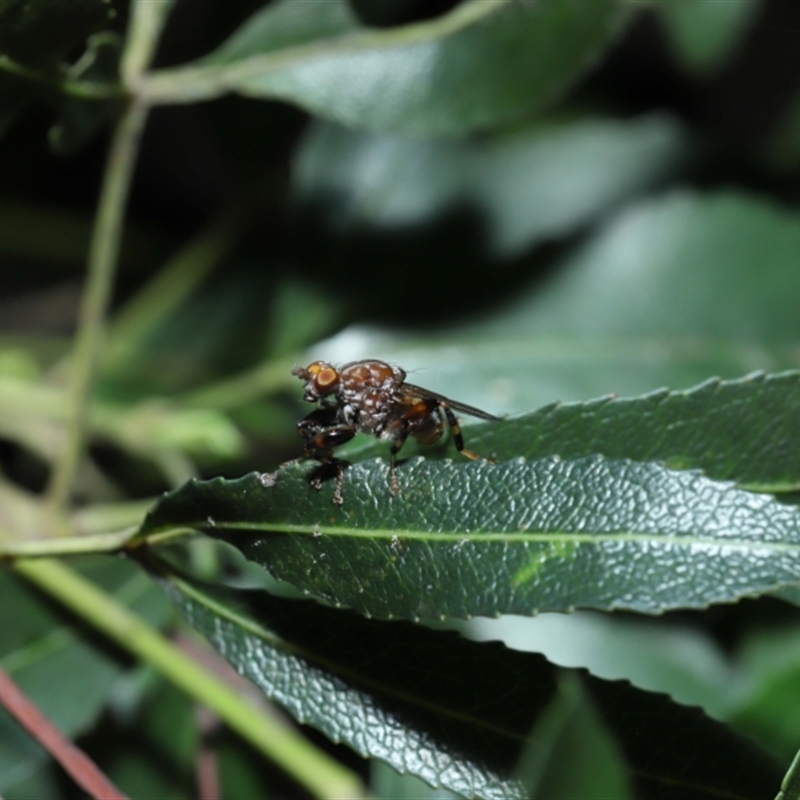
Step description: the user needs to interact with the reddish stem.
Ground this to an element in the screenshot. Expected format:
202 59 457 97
0 666 128 800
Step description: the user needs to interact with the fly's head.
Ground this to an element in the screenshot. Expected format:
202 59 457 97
292 361 341 403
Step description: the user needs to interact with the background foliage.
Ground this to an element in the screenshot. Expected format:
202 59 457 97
3 0 800 798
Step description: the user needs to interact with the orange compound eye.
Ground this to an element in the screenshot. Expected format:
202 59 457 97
315 367 339 389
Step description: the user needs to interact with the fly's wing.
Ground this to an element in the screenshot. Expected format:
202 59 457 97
402 384 502 421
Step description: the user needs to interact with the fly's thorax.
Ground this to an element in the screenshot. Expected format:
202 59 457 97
339 360 405 392
336 360 406 433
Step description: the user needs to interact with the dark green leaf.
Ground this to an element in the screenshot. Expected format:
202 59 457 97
2 764 63 800
0 557 172 797
146 0 630 135
163 572 782 800
727 624 800 761
371 761 461 800
98 679 196 800
294 114 688 256
142 462 800 620
517 673 632 799
654 0 757 75
767 92 800 170
489 191 800 343
347 371 800 493
461 612 731 721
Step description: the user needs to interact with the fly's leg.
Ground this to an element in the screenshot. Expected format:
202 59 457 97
388 432 409 495
440 404 493 462
283 409 357 504
332 461 346 505
307 459 348 505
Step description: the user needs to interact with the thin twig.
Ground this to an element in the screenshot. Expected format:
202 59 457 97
46 0 178 514
0 666 128 800
46 99 149 514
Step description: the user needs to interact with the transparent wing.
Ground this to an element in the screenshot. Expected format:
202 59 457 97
401 384 502 422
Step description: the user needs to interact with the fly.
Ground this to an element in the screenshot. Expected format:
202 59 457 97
284 359 500 503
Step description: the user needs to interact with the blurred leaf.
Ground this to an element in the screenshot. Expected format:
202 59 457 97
107 404 243 461
517 673 632 799
266 278 344 359
142 462 800 619
0 350 39 381
0 557 172 797
462 612 731 721
348 371 800 493
294 114 688 256
105 267 281 396
654 0 758 76
163 572 782 800
0 199 172 272
0 478 52 541
473 190 800 343
99 678 195 800
106 209 243 376
2 763 63 800
308 190 800 412
144 0 631 135
218 734 283 800
371 761 461 800
727 624 800 761
764 89 800 170
0 372 243 471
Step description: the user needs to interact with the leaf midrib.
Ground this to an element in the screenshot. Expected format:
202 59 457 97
150 519 800 553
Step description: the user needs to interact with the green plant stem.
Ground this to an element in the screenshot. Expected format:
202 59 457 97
138 0 510 105
13 558 368 800
778 748 800 800
46 99 149 514
0 530 138 559
121 0 177 87
0 54 123 99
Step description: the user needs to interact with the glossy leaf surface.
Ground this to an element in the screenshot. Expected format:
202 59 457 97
142 462 800 620
146 0 629 134
346 371 800 493
163 573 782 800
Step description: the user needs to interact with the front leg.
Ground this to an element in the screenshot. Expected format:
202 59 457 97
302 424 356 505
284 409 357 504
387 431 409 495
